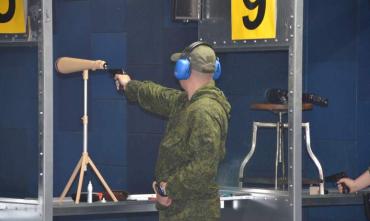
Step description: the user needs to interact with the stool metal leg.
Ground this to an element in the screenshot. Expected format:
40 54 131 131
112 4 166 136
275 121 280 189
239 122 277 188
303 122 324 195
239 122 258 188
276 112 286 190
278 113 285 186
239 120 324 193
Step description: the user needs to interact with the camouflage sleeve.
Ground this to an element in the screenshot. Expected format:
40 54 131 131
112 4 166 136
166 109 223 200
125 80 183 117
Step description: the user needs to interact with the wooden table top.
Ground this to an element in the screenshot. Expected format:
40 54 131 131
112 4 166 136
250 103 313 112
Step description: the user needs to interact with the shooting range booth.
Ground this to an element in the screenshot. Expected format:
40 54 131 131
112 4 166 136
1 0 370 221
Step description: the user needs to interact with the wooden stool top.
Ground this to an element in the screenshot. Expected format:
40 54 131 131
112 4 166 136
251 103 313 112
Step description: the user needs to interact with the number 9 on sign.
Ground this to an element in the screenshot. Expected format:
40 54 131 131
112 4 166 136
231 0 276 40
0 0 26 33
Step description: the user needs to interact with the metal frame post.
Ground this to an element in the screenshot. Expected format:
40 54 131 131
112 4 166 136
0 0 53 220
200 0 306 220
38 0 53 220
288 0 304 220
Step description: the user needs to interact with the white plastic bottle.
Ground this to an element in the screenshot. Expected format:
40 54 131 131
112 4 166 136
87 181 93 203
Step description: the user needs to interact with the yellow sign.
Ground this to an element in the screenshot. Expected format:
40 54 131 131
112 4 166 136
0 0 26 33
231 0 276 40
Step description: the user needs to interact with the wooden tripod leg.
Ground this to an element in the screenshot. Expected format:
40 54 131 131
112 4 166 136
88 156 118 202
59 156 83 203
75 154 88 204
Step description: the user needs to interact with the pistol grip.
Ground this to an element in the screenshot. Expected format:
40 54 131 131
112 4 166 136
342 183 350 194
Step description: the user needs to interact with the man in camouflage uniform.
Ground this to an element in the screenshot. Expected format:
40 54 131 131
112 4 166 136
115 42 231 221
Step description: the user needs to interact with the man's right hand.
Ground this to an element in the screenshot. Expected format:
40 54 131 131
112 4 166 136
114 74 131 90
337 178 356 193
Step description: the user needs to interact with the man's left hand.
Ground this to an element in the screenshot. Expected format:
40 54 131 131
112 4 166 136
155 194 172 207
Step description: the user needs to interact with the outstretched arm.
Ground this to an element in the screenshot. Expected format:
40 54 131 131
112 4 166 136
338 169 370 193
115 74 183 117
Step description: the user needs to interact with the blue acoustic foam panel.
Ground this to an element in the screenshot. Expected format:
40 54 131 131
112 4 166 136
90 33 127 100
54 131 84 195
127 134 161 194
55 75 85 132
127 103 166 135
53 0 92 57
0 128 32 198
91 0 126 33
305 61 356 140
88 100 127 167
306 0 357 63
217 51 288 96
125 0 163 65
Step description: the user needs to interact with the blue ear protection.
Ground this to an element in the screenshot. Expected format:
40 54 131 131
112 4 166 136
174 41 221 80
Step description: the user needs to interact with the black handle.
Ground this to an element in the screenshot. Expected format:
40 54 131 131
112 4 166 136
341 183 350 194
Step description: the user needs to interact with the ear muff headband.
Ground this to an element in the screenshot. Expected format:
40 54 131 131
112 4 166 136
174 41 221 80
183 41 213 56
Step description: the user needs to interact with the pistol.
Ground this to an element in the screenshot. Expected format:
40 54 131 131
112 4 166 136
152 181 167 197
325 172 350 194
101 62 126 76
105 68 126 76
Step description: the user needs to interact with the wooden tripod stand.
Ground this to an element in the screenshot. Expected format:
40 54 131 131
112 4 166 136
58 70 118 204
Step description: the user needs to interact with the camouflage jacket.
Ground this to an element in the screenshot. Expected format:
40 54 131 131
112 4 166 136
125 80 231 219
